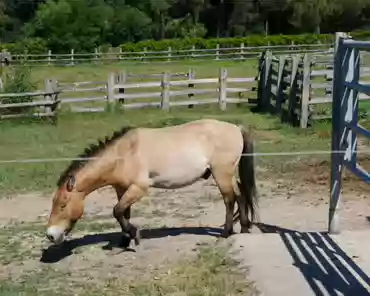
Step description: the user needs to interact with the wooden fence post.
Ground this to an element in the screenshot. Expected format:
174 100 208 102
107 72 115 108
142 47 147 62
259 50 272 112
191 45 195 59
275 56 287 114
24 49 28 63
287 55 299 124
117 70 127 105
240 43 245 60
94 48 99 64
187 69 195 108
48 50 52 66
218 68 227 111
216 44 220 61
161 72 170 110
167 47 172 62
118 48 122 61
70 49 75 66
256 52 265 110
300 54 311 128
187 69 195 98
44 78 58 114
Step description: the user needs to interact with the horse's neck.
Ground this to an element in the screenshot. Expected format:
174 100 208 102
75 157 115 196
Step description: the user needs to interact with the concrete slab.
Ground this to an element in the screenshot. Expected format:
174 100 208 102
229 229 370 296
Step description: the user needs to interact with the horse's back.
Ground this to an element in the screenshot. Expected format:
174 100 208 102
136 119 243 153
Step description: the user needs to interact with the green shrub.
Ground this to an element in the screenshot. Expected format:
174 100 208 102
2 31 370 54
0 37 47 54
119 33 334 52
0 64 37 115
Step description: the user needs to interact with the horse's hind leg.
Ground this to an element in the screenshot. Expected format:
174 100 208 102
211 167 237 238
235 190 251 233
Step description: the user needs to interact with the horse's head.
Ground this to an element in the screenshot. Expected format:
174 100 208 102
46 175 85 245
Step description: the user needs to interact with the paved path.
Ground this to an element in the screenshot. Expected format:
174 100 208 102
229 228 370 296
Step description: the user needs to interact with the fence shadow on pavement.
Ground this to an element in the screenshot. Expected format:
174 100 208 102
255 223 370 296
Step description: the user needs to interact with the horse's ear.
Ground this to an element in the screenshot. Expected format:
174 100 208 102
66 175 75 192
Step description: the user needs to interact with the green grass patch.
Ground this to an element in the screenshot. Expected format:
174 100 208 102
0 59 344 195
29 59 258 88
0 104 334 195
122 246 255 296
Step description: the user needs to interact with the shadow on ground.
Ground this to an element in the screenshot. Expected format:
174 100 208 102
40 226 222 263
255 222 370 296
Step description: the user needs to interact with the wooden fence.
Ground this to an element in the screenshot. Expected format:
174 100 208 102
0 79 59 119
3 43 332 66
256 50 370 128
0 69 257 119
4 48 370 126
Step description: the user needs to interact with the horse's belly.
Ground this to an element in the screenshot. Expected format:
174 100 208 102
150 154 209 189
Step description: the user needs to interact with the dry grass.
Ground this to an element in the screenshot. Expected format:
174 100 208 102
0 220 256 296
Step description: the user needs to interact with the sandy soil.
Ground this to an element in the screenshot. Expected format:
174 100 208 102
1 161 370 291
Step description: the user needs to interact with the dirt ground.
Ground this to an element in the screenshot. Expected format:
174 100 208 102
1 160 370 294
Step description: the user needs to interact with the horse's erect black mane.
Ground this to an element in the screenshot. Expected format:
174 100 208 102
56 126 134 187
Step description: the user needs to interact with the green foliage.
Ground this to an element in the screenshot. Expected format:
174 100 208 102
109 5 152 45
0 38 47 54
0 65 37 114
120 33 334 52
3 30 370 55
22 0 114 52
2 66 36 97
1 0 370 52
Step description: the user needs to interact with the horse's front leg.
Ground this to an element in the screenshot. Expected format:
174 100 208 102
113 183 147 248
115 186 132 221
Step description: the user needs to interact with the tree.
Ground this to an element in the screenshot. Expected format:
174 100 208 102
109 5 152 45
23 0 114 52
287 0 337 34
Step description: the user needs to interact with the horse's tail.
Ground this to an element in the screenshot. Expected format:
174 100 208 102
232 125 258 225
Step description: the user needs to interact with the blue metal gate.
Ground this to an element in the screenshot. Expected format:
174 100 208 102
329 32 370 234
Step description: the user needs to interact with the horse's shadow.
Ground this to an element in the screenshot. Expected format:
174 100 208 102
40 226 223 263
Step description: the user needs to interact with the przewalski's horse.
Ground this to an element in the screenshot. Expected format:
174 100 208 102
46 119 258 248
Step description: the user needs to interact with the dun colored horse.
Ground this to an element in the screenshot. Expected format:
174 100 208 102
46 119 258 248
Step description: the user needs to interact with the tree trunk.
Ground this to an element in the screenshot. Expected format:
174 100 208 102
160 12 165 39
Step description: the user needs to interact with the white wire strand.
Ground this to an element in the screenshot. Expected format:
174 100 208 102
0 149 368 164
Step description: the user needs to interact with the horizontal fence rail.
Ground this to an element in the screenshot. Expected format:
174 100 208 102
1 43 333 66
256 47 370 128
0 69 258 119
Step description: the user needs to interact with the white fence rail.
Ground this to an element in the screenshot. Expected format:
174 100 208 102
3 43 333 66
0 69 257 119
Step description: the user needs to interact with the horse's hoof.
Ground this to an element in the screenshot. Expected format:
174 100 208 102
134 228 140 246
108 247 126 256
241 225 252 233
128 224 140 246
119 235 131 249
221 230 234 238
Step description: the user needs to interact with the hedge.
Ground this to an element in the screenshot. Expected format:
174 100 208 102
119 33 334 52
1 31 369 54
0 37 48 54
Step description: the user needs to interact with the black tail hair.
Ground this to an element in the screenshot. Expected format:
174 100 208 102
233 126 258 225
